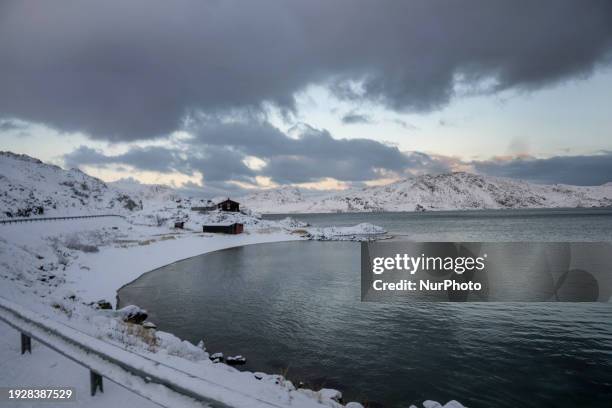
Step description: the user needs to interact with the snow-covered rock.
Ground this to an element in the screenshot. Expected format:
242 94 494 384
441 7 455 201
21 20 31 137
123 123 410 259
305 223 387 241
142 321 157 329
319 388 342 402
210 352 224 361
226 355 247 365
277 216 309 229
116 305 148 324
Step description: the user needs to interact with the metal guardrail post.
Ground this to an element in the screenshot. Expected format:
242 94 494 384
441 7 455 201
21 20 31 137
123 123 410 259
90 371 104 396
0 297 286 408
21 333 31 354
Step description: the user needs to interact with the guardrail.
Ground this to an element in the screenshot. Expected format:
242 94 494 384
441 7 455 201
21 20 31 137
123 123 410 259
0 214 125 225
0 298 290 408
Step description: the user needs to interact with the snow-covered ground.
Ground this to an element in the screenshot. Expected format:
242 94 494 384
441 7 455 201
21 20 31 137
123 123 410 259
0 218 455 408
0 218 363 408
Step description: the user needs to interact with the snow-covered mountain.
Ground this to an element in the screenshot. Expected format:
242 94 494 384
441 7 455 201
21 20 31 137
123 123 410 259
0 151 143 217
2 151 611 217
241 186 304 207
240 172 612 213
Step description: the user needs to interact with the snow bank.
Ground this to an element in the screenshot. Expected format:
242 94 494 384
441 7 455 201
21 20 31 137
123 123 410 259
277 216 309 229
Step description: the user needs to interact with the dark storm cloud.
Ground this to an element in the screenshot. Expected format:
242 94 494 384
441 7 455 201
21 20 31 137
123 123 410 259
188 121 444 183
2 0 612 141
473 153 612 186
190 121 412 167
63 123 612 190
63 147 108 169
64 121 451 185
259 151 443 184
64 146 179 173
64 144 255 183
178 180 249 198
184 147 256 182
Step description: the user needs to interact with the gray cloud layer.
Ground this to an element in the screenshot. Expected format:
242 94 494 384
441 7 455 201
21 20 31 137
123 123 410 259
64 121 449 187
189 121 438 183
64 120 612 191
473 153 612 186
2 1 612 140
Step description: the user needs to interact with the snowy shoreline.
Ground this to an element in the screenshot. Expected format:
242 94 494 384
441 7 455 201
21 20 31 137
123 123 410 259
113 231 303 307
0 218 349 407
0 216 401 408
0 217 465 408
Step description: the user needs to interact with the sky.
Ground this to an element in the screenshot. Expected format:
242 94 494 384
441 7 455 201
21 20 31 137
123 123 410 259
1 0 612 196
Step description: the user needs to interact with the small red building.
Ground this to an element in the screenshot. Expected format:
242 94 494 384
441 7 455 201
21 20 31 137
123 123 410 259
202 222 244 234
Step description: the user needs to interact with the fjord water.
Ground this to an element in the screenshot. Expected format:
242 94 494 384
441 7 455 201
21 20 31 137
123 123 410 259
119 209 612 407
264 207 612 241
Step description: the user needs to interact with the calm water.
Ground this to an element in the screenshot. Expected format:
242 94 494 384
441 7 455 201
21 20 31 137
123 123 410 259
264 207 612 241
119 209 612 407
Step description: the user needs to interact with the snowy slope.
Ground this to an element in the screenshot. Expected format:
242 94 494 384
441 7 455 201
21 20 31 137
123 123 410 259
110 177 180 203
0 152 142 217
241 172 612 213
242 186 305 207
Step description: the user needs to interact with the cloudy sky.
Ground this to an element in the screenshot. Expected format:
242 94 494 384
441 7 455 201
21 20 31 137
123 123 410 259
1 0 612 195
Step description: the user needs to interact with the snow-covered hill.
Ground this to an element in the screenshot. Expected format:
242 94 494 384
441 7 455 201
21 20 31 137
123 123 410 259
241 186 304 207
240 172 612 213
3 151 611 217
110 178 180 203
0 151 143 217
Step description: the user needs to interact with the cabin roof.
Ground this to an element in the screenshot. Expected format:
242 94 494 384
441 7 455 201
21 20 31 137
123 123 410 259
213 197 239 205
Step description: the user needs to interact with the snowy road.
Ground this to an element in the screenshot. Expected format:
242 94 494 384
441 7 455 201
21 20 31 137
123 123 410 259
0 320 159 408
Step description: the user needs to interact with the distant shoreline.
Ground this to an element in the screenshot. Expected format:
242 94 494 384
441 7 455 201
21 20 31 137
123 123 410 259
261 206 612 216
